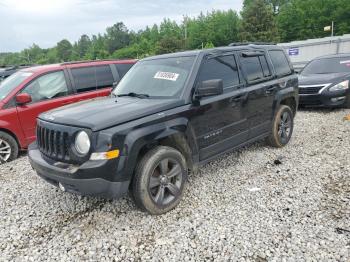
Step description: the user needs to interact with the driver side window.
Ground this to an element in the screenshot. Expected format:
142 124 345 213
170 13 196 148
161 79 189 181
197 55 240 90
22 71 68 103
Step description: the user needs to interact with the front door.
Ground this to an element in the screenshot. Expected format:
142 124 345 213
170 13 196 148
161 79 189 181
16 70 73 144
189 54 249 161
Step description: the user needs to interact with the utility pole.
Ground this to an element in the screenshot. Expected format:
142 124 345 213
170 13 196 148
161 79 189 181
331 21 334 37
183 15 188 49
324 22 335 37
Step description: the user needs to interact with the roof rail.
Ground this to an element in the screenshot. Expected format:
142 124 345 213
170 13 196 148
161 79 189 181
228 42 276 46
60 59 132 66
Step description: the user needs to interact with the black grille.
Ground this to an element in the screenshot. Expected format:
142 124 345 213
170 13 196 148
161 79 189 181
37 125 71 161
299 85 324 95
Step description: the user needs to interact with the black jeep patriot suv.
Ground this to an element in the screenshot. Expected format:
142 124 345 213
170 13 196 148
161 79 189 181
28 44 298 214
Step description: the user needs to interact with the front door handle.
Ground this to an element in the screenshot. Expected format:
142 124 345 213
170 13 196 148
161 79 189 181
265 86 277 94
231 94 248 107
62 101 74 105
231 94 247 102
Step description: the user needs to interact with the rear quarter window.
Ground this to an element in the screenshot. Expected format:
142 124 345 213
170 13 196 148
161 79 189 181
269 50 292 76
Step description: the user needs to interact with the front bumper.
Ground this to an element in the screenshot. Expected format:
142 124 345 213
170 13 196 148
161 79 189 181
28 143 130 199
299 88 348 107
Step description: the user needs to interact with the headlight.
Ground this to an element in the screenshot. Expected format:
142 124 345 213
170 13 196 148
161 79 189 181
75 131 90 155
329 80 349 91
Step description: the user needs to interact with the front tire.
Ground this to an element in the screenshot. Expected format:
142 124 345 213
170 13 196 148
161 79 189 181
0 131 19 164
132 146 187 215
345 94 350 109
267 105 294 148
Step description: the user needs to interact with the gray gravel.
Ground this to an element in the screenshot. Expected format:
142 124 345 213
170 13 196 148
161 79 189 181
1 109 350 261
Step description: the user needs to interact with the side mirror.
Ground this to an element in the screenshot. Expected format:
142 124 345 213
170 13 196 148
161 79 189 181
195 79 223 99
112 81 119 89
16 93 32 105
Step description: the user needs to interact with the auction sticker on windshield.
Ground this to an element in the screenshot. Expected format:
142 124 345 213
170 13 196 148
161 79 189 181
154 71 179 81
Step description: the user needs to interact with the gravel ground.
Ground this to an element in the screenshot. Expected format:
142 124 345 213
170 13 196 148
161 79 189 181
0 109 350 261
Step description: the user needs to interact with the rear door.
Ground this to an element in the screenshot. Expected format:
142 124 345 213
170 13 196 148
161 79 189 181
190 53 249 161
16 70 74 144
238 50 277 138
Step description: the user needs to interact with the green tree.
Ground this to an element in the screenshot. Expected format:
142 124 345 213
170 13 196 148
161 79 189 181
186 10 240 49
243 0 290 13
277 0 350 42
56 39 73 62
155 36 183 54
104 22 130 54
240 0 279 42
76 34 91 58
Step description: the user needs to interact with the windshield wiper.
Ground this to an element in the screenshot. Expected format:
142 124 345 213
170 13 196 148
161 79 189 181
117 92 150 99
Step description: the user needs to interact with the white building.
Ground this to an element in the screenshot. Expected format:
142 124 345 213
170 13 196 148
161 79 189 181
278 34 350 71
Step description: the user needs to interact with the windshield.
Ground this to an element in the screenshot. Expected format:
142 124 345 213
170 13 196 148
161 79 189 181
301 57 350 75
0 71 33 100
113 56 195 98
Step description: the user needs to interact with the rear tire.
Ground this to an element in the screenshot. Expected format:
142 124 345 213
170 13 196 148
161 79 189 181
132 146 187 215
267 105 294 148
0 131 19 164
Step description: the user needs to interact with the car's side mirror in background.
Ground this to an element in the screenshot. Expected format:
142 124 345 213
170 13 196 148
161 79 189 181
16 93 32 105
195 79 223 99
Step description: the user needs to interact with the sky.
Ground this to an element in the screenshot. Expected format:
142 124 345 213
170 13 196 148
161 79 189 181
0 0 243 52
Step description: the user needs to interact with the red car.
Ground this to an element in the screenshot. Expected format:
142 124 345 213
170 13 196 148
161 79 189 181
0 59 135 163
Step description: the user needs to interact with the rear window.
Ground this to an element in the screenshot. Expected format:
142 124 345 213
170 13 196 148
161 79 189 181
269 50 292 76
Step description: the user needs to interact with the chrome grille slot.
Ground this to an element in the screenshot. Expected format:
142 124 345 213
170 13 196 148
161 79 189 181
36 124 70 161
299 85 324 95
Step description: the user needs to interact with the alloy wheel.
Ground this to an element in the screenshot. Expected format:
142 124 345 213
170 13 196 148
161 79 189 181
0 139 11 162
278 111 292 144
148 158 183 206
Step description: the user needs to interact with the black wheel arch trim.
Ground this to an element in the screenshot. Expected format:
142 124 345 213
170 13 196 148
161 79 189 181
117 117 197 181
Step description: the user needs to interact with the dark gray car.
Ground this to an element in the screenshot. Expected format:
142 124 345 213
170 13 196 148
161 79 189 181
298 54 350 108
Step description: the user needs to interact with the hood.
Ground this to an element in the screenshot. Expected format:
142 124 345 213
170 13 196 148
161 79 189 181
39 97 183 131
298 72 350 86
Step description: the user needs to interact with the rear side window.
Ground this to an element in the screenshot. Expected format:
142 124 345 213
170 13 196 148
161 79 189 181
197 55 240 89
269 50 292 76
116 63 134 78
259 56 271 77
240 56 265 82
71 67 96 92
95 65 114 89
